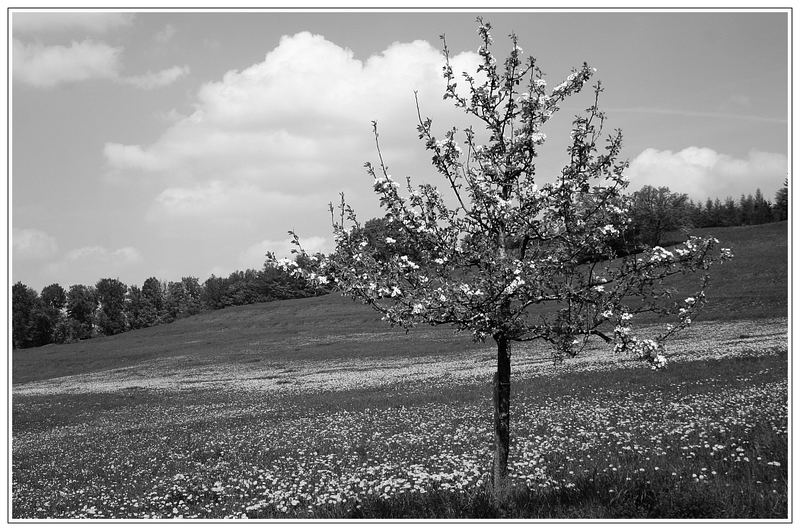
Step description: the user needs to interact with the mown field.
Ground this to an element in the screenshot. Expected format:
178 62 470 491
11 222 789 519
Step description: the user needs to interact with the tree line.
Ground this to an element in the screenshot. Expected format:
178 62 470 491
688 184 788 229
620 181 788 250
12 259 326 350
352 182 789 259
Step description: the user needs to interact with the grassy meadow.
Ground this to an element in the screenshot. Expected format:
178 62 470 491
11 222 789 519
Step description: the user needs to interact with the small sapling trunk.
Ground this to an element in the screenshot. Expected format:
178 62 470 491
493 334 512 495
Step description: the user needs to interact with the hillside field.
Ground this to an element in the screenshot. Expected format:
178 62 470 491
11 222 789 519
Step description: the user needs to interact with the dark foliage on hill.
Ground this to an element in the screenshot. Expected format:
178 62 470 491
12 262 327 350
689 181 788 229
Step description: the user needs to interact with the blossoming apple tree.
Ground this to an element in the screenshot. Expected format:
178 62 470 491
278 19 733 490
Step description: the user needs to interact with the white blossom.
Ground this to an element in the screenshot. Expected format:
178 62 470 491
503 276 526 295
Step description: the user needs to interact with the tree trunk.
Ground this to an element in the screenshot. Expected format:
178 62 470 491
493 334 511 494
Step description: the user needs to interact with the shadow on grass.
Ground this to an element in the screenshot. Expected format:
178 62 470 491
245 472 787 519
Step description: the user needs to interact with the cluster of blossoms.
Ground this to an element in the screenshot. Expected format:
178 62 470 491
614 333 667 369
649 246 674 263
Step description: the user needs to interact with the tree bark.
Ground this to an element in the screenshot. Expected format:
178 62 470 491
493 334 511 493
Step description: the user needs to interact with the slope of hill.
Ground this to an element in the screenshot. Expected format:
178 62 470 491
12 222 788 385
12 294 482 385
684 222 788 320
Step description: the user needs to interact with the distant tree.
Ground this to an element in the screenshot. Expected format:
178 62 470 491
32 283 67 346
750 188 772 225
260 264 287 300
163 281 183 322
96 278 128 335
66 284 97 340
27 300 59 346
739 194 755 225
201 275 227 310
712 198 725 227
40 283 67 311
720 197 738 227
700 198 716 227
125 285 158 330
282 19 733 492
774 179 788 221
180 277 204 317
223 270 267 306
142 277 165 324
164 277 204 320
629 185 691 247
685 199 699 226
12 282 39 349
12 282 62 348
52 317 80 344
687 199 707 227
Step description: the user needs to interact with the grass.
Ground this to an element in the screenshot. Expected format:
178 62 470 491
12 294 479 385
681 222 788 321
11 222 789 519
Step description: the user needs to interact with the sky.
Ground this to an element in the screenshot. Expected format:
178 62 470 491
11 9 789 292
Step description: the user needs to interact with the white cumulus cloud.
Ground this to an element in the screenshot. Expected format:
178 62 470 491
13 228 58 260
14 37 189 89
626 147 787 200
150 181 311 220
104 31 481 247
13 39 121 88
121 65 190 89
104 32 479 183
103 143 168 172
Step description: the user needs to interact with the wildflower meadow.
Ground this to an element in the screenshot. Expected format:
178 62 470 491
12 305 788 519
